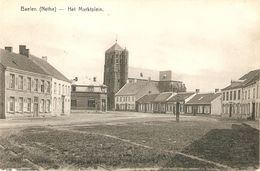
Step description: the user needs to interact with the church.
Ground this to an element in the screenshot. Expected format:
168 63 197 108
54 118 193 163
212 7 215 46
103 41 186 111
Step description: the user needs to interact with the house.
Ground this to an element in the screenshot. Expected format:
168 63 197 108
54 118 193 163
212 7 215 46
136 93 159 113
185 92 222 115
166 92 195 114
71 77 107 112
29 54 71 116
0 46 52 118
152 92 175 113
221 69 260 119
115 80 159 111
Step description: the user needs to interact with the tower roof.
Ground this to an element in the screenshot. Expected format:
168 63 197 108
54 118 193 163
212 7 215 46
106 43 124 53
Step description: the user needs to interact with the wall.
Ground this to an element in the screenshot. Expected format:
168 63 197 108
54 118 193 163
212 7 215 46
0 64 5 118
4 68 52 118
211 95 222 115
51 78 71 116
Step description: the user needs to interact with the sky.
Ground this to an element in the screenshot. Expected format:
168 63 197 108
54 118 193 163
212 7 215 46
0 0 259 92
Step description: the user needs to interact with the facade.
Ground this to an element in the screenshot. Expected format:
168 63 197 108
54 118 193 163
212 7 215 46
29 55 71 116
103 42 128 110
185 92 222 115
153 92 175 113
115 81 159 111
71 78 107 112
222 69 260 119
136 94 159 113
166 92 195 114
0 46 52 119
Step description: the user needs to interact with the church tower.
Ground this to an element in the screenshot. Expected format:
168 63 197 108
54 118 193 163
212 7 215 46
103 41 128 110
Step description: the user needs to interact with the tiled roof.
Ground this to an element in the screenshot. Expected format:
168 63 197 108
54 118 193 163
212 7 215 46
30 55 70 82
115 81 158 96
129 67 159 81
186 93 221 105
137 94 159 103
105 43 124 53
153 92 174 102
222 69 260 90
168 92 195 102
0 49 47 75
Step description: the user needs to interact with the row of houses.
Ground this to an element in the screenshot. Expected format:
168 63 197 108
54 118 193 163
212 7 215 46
0 45 71 119
115 79 222 115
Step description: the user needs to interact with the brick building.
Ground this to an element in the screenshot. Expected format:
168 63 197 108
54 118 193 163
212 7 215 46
71 78 107 112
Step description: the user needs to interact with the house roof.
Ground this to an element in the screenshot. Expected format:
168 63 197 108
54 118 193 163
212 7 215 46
186 93 221 105
137 94 159 103
0 49 47 75
105 43 124 53
116 81 158 96
222 69 260 91
29 55 71 82
153 92 174 102
129 67 159 81
73 78 107 87
168 92 195 102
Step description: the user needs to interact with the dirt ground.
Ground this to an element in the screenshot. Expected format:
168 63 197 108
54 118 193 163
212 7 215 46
0 112 259 170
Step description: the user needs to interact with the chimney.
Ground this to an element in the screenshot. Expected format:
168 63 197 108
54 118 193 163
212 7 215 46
42 56 48 61
195 89 200 94
4 46 13 52
19 45 29 57
74 77 78 81
215 89 219 93
93 77 96 82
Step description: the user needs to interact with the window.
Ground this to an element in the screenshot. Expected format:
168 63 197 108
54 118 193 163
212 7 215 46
198 106 203 113
9 97 15 112
47 81 51 93
27 77 31 91
245 91 247 100
253 88 255 98
54 82 57 94
230 91 232 101
18 97 23 112
59 84 61 94
120 97 122 102
132 96 134 102
257 85 259 98
27 98 31 112
71 100 77 107
234 91 236 100
68 86 70 95
88 86 94 92
41 80 44 93
248 89 250 99
18 76 23 90
204 106 210 114
62 85 64 94
65 85 67 95
9 74 15 89
226 92 229 101
88 99 96 108
222 92 225 101
238 90 241 100
72 86 76 92
34 79 38 91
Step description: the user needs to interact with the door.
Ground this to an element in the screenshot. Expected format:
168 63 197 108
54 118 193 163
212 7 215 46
61 96 65 114
252 102 255 120
33 97 39 117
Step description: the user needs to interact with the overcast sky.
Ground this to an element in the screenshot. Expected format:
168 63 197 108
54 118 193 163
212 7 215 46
0 0 259 92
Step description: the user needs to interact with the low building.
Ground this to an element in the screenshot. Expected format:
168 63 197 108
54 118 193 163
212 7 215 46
185 92 222 115
152 92 175 113
71 78 107 112
115 81 159 111
136 94 159 113
221 69 260 119
166 92 195 114
0 46 52 118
